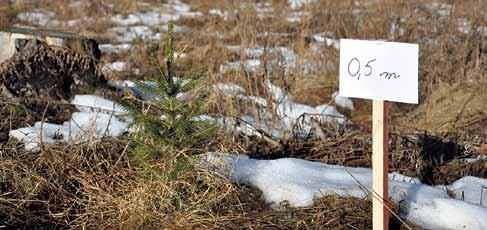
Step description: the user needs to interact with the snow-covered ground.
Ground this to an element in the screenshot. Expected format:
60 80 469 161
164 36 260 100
10 78 350 150
108 79 348 140
221 46 298 74
101 61 130 75
307 32 340 49
202 153 487 230
288 0 316 10
9 92 487 230
99 43 133 54
9 2 487 228
10 95 131 151
439 176 487 207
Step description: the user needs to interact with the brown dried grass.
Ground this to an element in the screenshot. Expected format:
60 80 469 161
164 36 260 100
0 137 419 229
1 0 487 229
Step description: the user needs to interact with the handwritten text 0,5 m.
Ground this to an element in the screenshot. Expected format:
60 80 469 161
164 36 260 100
347 58 401 80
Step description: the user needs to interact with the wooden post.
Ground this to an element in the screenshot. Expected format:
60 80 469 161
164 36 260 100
372 100 388 230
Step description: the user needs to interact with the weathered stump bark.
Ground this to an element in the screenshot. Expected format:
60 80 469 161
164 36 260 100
0 27 100 63
0 27 104 101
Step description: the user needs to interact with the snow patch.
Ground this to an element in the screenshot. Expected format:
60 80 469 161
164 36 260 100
71 95 125 115
222 46 298 73
443 176 487 207
220 59 261 73
265 82 346 137
314 104 346 124
16 9 89 28
288 0 316 9
213 83 246 96
192 115 262 138
101 61 130 75
332 92 354 110
99 43 133 54
308 32 340 49
267 81 293 103
10 95 130 152
16 10 55 26
276 102 316 132
202 153 487 230
236 95 269 108
111 1 201 27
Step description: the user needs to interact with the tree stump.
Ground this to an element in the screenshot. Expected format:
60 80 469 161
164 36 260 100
0 27 100 63
0 27 104 101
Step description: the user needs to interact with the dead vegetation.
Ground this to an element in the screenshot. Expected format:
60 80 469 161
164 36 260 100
245 121 486 186
0 137 419 229
402 82 487 136
0 0 486 229
0 42 102 100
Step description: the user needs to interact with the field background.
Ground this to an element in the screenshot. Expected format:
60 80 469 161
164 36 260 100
0 0 486 229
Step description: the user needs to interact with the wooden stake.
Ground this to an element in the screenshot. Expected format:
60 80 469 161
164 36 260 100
372 100 389 230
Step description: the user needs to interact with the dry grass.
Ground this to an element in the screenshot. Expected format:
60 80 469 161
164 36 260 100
1 0 487 229
401 82 487 134
7 0 482 127
0 137 236 229
0 136 418 229
174 0 487 136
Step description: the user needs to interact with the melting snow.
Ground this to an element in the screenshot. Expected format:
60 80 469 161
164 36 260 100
427 2 453 17
288 0 316 9
220 59 262 73
110 0 200 27
108 26 159 43
267 81 346 136
71 95 125 115
308 32 340 49
315 104 346 124
202 153 487 230
16 10 55 26
10 95 130 152
332 92 354 110
441 176 487 207
276 102 316 131
267 81 293 103
193 115 262 138
163 0 191 12
222 46 298 73
99 43 133 54
236 95 269 108
112 12 166 27
16 9 88 28
213 83 246 96
208 9 237 20
102 61 128 74
107 79 345 139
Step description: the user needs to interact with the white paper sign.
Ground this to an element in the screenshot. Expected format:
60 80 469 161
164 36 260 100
339 39 418 104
